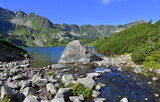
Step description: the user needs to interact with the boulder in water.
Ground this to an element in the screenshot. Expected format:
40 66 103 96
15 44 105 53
58 40 102 64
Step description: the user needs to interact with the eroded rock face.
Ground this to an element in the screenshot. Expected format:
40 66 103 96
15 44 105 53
58 40 102 64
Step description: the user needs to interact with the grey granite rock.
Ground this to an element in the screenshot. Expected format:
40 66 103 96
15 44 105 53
58 40 101 64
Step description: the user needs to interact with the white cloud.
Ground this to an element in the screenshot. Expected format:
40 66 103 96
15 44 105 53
101 0 121 5
101 0 112 4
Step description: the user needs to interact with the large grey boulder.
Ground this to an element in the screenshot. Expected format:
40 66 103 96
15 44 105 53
58 40 101 64
1 86 14 99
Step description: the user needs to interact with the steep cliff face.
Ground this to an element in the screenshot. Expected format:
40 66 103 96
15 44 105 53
0 7 146 46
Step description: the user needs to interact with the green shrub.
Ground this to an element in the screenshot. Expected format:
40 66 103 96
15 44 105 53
143 51 160 69
1 98 11 102
57 83 65 89
72 83 92 97
47 72 57 77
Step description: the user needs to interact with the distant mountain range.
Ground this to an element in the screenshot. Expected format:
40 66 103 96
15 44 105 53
0 7 146 46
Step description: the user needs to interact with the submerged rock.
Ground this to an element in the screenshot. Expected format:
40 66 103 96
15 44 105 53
58 40 102 64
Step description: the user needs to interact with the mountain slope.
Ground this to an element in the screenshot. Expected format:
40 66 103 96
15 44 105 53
0 39 27 61
0 7 146 46
94 21 160 70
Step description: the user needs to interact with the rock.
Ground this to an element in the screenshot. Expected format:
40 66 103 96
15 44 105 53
154 94 159 97
1 86 14 99
10 68 20 75
51 64 66 69
23 95 38 102
8 82 21 89
77 77 95 89
104 68 111 72
144 98 148 101
153 69 160 74
34 79 48 87
94 98 106 102
61 74 74 85
12 75 24 80
120 97 128 102
19 64 30 68
50 98 65 102
152 77 158 81
58 40 101 64
134 66 143 73
54 88 72 100
32 74 48 87
15 93 25 102
41 100 49 102
69 95 84 102
22 87 35 96
92 90 100 98
95 85 101 91
87 73 100 78
20 81 32 92
46 83 57 95
98 83 106 87
32 74 41 83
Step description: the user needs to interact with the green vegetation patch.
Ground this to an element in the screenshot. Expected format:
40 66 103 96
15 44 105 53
71 83 92 97
94 21 160 70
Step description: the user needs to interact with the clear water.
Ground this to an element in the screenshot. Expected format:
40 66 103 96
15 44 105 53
91 68 160 102
23 47 103 68
23 47 65 67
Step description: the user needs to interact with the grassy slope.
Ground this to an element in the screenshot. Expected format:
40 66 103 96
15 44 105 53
94 21 160 70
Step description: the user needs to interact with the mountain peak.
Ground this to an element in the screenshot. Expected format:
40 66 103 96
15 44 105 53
15 11 27 18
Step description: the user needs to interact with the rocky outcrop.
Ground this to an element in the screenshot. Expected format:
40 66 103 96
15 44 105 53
59 40 102 64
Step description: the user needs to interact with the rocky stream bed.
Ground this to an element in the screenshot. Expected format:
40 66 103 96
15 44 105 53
0 40 160 102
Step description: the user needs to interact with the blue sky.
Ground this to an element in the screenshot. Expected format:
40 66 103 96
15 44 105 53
0 0 160 25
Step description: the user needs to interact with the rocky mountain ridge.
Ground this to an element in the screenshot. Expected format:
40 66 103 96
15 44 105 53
0 7 146 46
